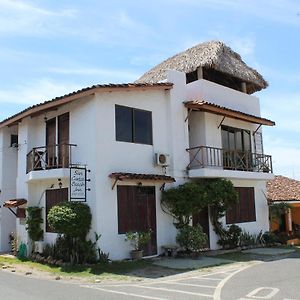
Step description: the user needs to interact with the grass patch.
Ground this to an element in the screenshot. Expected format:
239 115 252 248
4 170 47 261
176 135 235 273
0 255 152 280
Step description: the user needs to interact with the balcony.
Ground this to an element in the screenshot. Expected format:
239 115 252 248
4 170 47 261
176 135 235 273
186 146 273 180
26 143 77 173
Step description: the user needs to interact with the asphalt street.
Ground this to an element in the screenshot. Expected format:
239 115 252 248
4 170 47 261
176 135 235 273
0 258 299 300
221 258 300 300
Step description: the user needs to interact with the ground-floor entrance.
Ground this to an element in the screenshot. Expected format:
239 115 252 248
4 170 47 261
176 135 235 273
117 185 157 256
193 206 210 248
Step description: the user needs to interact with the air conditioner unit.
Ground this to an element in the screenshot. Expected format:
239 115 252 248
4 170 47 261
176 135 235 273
155 153 170 166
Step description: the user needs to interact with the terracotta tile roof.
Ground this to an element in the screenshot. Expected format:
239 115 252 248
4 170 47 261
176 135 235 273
109 172 176 182
185 100 275 126
0 82 173 128
3 198 27 208
267 176 300 202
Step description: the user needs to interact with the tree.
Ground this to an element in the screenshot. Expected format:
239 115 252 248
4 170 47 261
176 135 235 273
161 182 210 228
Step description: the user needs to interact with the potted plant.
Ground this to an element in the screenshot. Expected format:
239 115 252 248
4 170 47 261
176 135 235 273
125 230 151 259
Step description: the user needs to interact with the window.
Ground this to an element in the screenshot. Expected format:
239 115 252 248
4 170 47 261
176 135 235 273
226 187 256 224
45 188 68 232
10 134 18 147
221 126 251 151
221 126 252 170
115 105 153 145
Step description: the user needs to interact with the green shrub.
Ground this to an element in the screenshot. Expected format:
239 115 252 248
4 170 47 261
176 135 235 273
262 231 279 246
176 224 207 253
240 230 260 247
276 232 289 244
26 206 43 242
47 202 91 238
218 224 242 249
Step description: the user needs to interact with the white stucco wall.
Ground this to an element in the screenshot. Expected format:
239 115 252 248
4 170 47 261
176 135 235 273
0 127 18 252
186 79 260 116
4 69 272 257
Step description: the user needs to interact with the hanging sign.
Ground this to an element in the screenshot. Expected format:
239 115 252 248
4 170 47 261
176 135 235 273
70 166 87 202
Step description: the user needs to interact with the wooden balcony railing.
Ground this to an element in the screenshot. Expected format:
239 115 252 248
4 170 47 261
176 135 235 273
186 146 273 173
26 143 77 173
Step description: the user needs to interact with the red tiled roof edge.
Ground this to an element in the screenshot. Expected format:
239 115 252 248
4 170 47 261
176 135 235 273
185 100 275 126
267 175 300 202
3 198 28 208
109 172 176 182
0 82 173 128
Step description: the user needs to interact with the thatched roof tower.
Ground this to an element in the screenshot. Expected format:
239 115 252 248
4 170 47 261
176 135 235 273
136 41 268 94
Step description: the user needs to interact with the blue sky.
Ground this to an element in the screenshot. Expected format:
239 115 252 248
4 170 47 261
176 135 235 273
0 0 300 178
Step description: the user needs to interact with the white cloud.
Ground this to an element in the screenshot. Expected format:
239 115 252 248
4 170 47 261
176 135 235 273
261 92 300 133
0 79 81 105
0 0 77 37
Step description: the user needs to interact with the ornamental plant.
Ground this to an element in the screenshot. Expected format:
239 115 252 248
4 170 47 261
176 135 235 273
125 230 152 251
26 206 43 242
47 202 91 238
161 182 210 228
176 224 207 253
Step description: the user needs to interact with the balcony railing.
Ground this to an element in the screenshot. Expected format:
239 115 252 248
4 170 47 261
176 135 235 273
186 146 273 173
26 143 77 173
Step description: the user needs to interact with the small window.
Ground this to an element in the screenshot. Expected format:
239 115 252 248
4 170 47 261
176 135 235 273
186 70 198 83
115 105 153 145
10 134 18 147
226 187 256 224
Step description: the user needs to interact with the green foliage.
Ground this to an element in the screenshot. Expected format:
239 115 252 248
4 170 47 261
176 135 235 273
269 202 291 223
239 230 261 247
218 224 242 249
196 179 238 235
161 182 211 228
42 233 109 264
161 179 238 233
262 231 279 246
176 224 207 252
9 232 18 255
47 202 91 238
276 232 289 244
125 231 152 251
26 206 43 242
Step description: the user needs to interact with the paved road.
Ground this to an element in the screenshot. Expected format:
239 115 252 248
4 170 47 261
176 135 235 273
221 258 300 300
1 258 299 300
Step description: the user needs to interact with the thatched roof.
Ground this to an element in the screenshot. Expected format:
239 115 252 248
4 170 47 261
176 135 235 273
267 176 300 202
136 41 268 94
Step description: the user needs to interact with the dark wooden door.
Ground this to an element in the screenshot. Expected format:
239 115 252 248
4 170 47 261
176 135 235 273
193 207 210 248
45 188 68 232
46 118 56 167
136 187 157 256
117 186 157 256
58 113 69 167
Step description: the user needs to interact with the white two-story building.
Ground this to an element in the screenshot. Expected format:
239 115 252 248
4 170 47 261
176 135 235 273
0 41 275 259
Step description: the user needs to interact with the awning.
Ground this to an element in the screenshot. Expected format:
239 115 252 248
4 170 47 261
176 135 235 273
109 172 175 182
185 100 275 126
3 198 27 208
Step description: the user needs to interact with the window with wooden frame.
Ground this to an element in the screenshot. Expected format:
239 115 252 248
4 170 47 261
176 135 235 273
115 105 153 145
226 187 256 224
45 188 68 232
